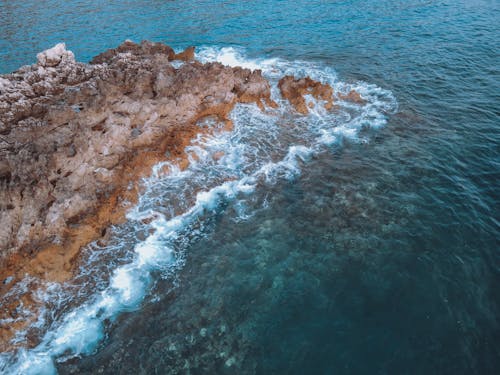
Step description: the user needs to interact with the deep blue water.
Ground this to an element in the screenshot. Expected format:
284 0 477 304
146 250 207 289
1 1 499 374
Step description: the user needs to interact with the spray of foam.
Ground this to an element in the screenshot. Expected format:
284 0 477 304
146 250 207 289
0 46 397 374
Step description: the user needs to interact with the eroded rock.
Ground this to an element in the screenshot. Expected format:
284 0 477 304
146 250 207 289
0 40 280 350
0 39 273 282
0 40 364 350
174 46 196 62
278 75 334 114
338 89 366 104
36 43 75 67
90 39 175 64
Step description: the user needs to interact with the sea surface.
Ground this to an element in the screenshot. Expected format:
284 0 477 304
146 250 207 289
1 0 499 374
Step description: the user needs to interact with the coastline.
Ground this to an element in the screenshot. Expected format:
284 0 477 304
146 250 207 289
2 1 498 373
0 40 278 349
0 40 363 353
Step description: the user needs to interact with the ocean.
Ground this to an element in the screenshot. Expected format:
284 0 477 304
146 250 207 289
0 0 499 373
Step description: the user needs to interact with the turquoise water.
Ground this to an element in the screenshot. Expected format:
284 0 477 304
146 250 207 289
1 1 499 374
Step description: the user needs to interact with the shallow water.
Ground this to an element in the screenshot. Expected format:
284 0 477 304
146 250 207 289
1 1 499 374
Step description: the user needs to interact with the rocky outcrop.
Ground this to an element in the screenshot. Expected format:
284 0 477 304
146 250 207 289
278 75 366 114
0 41 275 282
89 39 175 64
174 46 196 62
36 43 76 68
0 40 280 349
338 89 366 104
278 75 334 114
0 41 367 350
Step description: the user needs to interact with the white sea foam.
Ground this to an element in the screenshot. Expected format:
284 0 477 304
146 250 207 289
0 46 397 374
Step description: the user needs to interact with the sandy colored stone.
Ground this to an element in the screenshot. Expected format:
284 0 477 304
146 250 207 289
36 43 75 67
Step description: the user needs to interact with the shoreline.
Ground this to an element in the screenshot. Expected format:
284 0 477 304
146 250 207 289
0 118 234 350
0 40 356 351
0 40 278 349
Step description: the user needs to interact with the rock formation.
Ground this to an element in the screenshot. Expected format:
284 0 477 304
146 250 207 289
338 89 366 104
0 40 364 349
278 75 334 114
0 41 278 347
173 46 196 62
277 75 366 114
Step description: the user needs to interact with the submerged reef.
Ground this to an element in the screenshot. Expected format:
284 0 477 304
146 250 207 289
0 40 360 348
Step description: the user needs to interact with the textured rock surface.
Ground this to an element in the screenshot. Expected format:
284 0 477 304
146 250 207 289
0 40 279 349
338 89 366 104
0 41 364 350
173 46 196 62
0 40 274 282
36 43 75 67
278 75 334 114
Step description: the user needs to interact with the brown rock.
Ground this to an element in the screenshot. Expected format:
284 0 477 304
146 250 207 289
278 75 334 114
0 40 274 265
0 40 278 349
90 40 175 65
173 46 195 62
0 160 10 181
338 89 365 104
